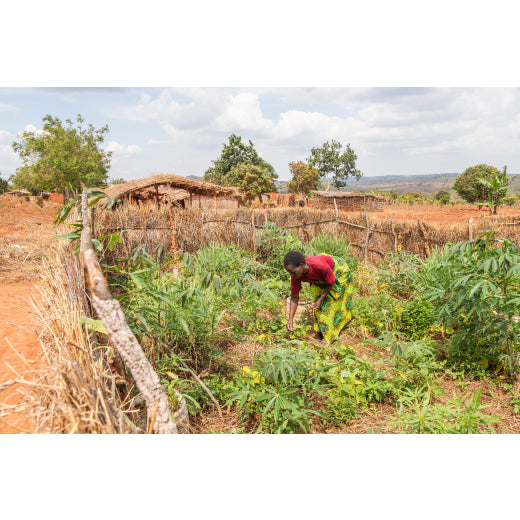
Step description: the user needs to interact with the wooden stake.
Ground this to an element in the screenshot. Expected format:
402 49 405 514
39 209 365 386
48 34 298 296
364 209 370 262
418 218 431 258
79 188 177 434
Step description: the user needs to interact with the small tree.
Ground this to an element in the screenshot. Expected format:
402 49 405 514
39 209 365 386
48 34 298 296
109 177 127 185
226 163 274 203
452 164 503 210
0 172 9 194
287 161 321 196
476 165 511 215
435 189 450 205
307 139 362 191
12 114 111 202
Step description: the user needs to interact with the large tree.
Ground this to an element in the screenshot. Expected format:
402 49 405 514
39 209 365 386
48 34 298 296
307 139 362 191
287 161 321 196
452 164 506 210
11 114 111 202
204 134 277 187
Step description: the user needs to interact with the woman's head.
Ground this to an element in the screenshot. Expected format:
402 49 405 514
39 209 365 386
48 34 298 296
284 251 307 279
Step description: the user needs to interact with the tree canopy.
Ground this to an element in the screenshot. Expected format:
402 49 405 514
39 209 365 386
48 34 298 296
204 134 277 192
226 163 274 202
0 172 8 194
452 164 505 208
307 139 362 191
287 161 321 195
11 114 112 201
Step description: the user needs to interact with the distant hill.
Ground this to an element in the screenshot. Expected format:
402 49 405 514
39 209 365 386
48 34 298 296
189 172 520 197
185 175 204 181
352 173 459 196
279 172 520 197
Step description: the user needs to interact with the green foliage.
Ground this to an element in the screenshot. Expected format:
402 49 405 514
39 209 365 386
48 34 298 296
400 298 435 340
352 293 402 336
108 177 127 185
204 134 277 187
476 165 512 215
226 344 324 433
287 161 321 195
392 389 499 433
376 250 423 298
255 221 305 277
452 164 502 206
435 189 450 205
423 234 520 378
503 195 517 207
226 163 275 201
0 172 9 194
307 139 362 190
11 114 111 201
305 233 359 271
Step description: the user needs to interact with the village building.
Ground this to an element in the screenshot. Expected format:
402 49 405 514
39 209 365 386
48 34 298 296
100 174 243 209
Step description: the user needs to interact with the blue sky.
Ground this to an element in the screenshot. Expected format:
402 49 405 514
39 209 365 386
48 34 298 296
2 87 520 184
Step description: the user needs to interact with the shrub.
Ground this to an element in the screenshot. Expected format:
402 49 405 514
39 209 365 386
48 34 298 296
255 221 305 277
423 234 520 378
305 232 359 271
400 298 435 340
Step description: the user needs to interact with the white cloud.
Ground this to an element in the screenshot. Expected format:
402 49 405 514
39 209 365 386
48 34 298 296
0 102 18 113
214 93 274 135
106 141 142 156
107 87 520 178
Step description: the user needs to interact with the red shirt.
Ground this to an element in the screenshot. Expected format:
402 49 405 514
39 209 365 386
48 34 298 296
290 255 336 296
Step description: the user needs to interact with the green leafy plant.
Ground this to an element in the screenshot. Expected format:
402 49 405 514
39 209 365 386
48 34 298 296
351 293 402 336
391 389 499 433
305 232 359 271
377 250 423 298
423 234 520 378
400 297 436 340
255 221 305 277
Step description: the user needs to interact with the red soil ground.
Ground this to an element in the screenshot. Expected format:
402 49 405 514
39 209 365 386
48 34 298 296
0 194 62 433
373 202 520 223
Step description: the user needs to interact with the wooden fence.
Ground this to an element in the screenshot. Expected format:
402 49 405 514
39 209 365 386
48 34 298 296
94 204 520 264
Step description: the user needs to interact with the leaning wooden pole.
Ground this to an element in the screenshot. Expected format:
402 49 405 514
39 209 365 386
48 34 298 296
78 188 177 434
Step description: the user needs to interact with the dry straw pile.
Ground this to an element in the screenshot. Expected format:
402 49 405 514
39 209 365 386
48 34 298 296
0 242 143 434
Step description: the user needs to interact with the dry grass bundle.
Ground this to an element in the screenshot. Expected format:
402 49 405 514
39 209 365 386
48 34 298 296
0 242 143 434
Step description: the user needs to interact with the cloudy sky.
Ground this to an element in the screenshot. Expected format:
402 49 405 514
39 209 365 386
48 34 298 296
1 87 520 184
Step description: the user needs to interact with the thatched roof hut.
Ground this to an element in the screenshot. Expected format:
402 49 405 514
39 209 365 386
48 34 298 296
309 191 386 211
100 174 243 209
4 189 31 197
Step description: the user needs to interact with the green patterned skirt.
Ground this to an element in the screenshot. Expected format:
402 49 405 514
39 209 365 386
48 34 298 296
310 256 355 344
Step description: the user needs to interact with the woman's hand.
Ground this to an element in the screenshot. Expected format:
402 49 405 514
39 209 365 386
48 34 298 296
311 299 323 310
286 318 294 331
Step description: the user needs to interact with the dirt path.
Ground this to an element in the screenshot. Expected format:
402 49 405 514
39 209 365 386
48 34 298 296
0 284 41 433
0 194 62 433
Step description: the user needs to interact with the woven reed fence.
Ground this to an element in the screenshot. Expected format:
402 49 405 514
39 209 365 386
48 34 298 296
93 203 520 263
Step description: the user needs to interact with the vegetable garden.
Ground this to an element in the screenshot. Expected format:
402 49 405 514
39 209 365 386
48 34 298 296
5 196 520 434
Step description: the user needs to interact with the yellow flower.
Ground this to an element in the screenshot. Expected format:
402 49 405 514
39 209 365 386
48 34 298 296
241 365 265 384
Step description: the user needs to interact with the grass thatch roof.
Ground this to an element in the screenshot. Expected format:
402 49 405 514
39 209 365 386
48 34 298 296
102 174 241 201
4 189 31 196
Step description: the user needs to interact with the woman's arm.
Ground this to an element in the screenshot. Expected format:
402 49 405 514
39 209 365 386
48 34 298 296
311 283 334 310
287 293 299 331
